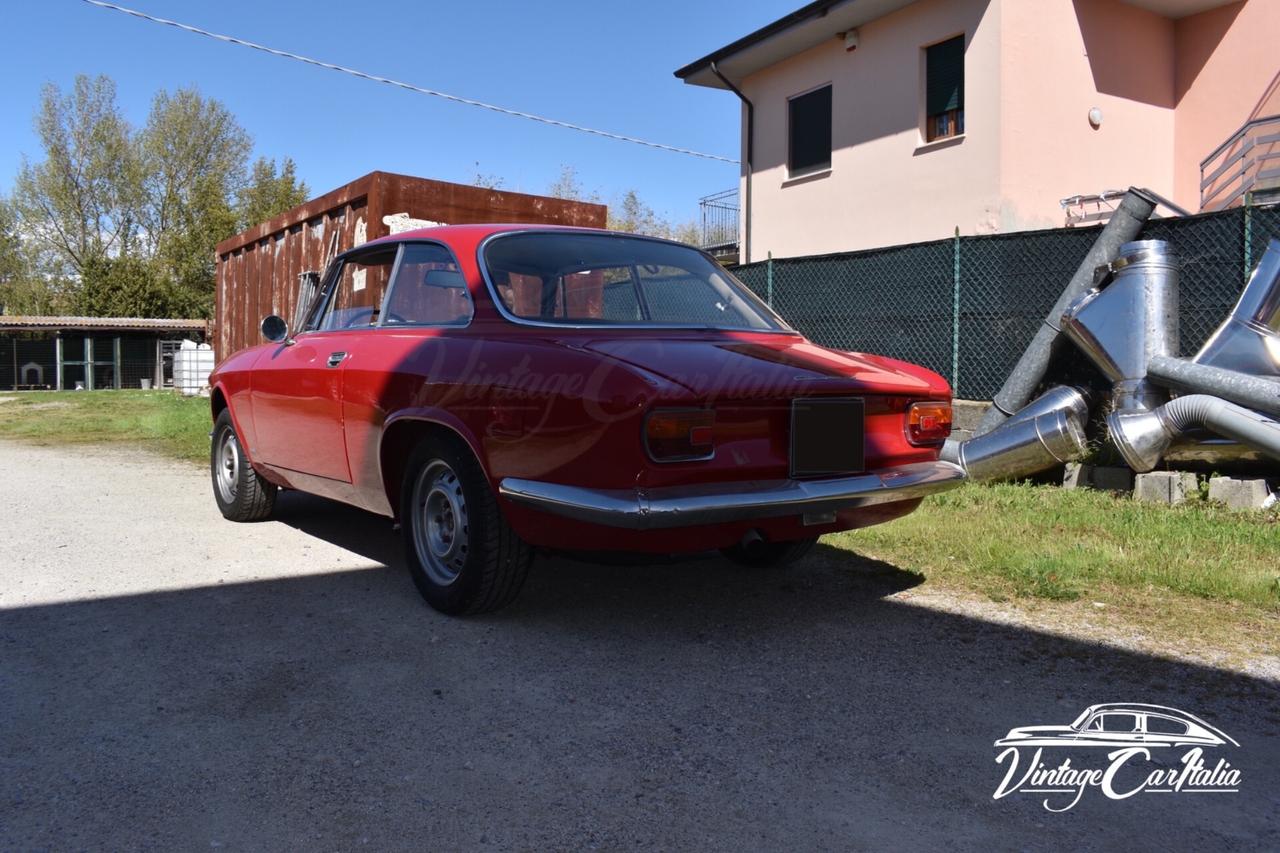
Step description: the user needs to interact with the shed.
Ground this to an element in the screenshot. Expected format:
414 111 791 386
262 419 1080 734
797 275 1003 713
0 316 208 391
213 171 607 360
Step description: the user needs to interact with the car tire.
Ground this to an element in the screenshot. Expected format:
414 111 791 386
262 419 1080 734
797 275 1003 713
401 435 532 615
720 535 818 569
211 409 277 522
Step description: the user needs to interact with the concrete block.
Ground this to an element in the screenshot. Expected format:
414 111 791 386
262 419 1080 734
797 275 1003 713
1134 471 1200 505
1063 463 1134 494
1207 477 1272 511
952 400 991 433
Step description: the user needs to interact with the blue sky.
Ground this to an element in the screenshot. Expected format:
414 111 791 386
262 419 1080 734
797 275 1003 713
0 0 793 225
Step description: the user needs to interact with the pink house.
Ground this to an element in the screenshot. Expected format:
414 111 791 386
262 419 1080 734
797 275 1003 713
676 0 1280 262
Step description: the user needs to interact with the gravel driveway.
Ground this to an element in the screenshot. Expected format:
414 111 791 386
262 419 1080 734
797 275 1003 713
1 440 1277 850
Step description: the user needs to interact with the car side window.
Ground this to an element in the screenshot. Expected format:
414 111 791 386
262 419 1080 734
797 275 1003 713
319 245 399 331
1100 714 1139 733
382 243 472 326
1145 716 1189 735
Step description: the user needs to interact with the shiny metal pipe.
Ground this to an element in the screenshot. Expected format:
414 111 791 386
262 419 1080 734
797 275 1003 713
1147 355 1280 417
941 385 1090 464
1060 240 1179 412
1108 394 1280 473
1192 238 1280 378
955 408 1088 483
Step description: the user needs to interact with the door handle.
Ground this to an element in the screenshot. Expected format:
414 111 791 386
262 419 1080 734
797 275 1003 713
327 351 348 368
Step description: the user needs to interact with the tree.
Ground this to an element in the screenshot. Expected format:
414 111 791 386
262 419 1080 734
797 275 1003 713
471 162 505 190
11 75 140 279
76 255 176 318
239 156 309 230
547 165 597 203
607 190 699 244
138 87 251 316
546 168 697 243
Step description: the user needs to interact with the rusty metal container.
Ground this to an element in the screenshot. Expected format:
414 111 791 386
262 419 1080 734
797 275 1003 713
213 171 607 360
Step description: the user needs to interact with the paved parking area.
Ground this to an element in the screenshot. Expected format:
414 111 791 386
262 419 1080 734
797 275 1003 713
1 441 1277 849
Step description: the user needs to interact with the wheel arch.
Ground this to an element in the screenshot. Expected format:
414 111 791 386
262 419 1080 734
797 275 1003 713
379 411 487 521
210 385 229 420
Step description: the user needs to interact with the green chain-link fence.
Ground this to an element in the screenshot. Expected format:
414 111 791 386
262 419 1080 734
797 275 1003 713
731 201 1278 400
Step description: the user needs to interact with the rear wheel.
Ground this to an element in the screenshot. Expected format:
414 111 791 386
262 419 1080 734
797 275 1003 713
401 435 532 615
211 409 276 522
720 536 818 569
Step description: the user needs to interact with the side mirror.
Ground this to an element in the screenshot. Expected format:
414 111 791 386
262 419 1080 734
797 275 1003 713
261 314 292 344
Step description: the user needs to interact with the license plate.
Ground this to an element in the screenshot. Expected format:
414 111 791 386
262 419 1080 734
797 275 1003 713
790 398 866 478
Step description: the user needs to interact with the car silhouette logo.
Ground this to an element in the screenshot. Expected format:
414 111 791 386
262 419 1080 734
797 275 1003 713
994 703 1238 748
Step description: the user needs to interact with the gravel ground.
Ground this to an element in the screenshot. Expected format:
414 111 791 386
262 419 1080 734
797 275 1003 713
1 441 1277 850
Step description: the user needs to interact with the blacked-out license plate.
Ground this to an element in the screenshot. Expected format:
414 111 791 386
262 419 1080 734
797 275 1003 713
790 398 866 478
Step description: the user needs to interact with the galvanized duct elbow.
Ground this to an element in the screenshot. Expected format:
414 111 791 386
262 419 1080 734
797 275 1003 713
1108 394 1280 473
952 407 1088 483
1147 356 1280 417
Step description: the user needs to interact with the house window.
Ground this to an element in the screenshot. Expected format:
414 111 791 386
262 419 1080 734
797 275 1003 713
788 85 832 175
925 36 965 141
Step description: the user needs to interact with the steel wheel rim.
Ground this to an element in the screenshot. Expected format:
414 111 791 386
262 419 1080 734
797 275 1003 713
411 460 469 586
216 429 240 504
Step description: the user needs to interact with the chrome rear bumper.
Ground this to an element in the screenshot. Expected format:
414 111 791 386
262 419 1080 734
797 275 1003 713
498 461 966 530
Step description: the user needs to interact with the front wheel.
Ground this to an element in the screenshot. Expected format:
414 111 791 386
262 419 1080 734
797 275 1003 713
401 436 532 615
720 536 818 568
210 409 276 522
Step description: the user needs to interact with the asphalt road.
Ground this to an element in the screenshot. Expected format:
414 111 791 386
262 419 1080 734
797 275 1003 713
1 440 1277 850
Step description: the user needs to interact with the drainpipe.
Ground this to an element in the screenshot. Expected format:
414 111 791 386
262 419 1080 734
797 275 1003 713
710 61 753 265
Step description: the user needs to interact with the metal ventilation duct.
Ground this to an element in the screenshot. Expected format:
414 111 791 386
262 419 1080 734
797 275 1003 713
1147 356 1280 417
1107 394 1280 473
952 406 1088 483
1192 237 1280 378
1060 240 1179 412
941 386 1090 466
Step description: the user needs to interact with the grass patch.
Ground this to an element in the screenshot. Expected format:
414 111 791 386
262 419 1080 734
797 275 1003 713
832 481 1280 613
0 390 211 464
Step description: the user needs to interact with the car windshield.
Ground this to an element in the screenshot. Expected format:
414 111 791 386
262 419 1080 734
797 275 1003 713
482 231 789 330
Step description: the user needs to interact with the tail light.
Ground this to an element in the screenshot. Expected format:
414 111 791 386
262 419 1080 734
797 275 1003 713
645 409 715 462
905 401 952 446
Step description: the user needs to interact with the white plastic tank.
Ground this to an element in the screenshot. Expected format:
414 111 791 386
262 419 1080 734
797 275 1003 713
173 340 215 396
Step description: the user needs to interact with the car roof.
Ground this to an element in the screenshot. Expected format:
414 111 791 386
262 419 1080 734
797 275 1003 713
1083 704 1195 717
363 222 611 247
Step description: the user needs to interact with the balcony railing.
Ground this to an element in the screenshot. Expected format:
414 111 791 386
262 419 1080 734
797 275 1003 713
1201 114 1280 211
698 188 739 259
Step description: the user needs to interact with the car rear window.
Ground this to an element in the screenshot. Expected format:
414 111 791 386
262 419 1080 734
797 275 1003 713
482 232 788 331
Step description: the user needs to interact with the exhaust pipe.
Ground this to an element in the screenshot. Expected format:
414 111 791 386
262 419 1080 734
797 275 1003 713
1147 355 1280 417
953 408 1088 482
1108 394 1280 473
975 189 1156 435
1060 240 1179 412
942 385 1090 464
1193 238 1280 378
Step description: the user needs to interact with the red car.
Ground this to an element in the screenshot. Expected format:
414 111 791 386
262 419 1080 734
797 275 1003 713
209 225 964 614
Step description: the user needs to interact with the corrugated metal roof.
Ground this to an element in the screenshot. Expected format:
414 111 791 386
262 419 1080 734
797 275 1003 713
0 316 207 332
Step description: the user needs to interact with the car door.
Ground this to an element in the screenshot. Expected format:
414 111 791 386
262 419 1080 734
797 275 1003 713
341 240 476 505
252 243 400 481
